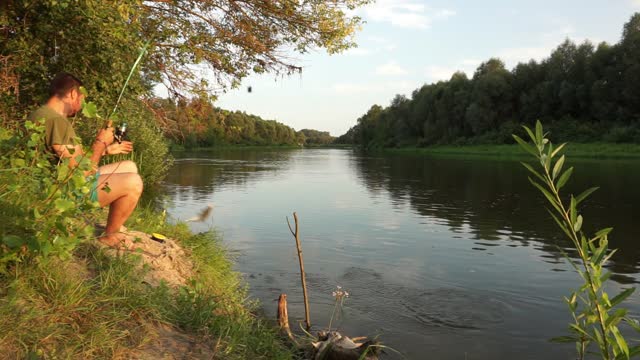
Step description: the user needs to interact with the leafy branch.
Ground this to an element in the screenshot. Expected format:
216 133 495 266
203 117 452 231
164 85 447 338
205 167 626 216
514 121 639 360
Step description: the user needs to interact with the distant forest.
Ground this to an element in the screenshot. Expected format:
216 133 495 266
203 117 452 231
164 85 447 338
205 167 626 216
150 97 335 148
336 13 640 148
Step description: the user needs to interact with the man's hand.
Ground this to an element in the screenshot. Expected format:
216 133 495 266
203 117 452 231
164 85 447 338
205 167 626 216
97 124 115 145
106 141 133 155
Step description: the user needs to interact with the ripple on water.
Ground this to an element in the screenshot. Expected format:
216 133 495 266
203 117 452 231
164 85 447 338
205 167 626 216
338 267 508 333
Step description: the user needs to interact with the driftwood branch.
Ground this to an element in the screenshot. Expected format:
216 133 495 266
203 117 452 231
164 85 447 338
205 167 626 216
287 212 311 330
277 293 298 344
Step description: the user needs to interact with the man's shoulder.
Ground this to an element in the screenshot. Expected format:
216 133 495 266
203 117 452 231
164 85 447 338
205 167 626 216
29 105 65 123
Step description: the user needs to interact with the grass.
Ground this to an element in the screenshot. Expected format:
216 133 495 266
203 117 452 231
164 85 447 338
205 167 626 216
385 143 640 159
0 209 294 359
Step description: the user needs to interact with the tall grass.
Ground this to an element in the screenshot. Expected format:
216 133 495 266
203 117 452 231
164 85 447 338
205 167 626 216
0 221 293 359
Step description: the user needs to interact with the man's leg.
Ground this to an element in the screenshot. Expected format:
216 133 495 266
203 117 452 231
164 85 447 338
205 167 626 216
98 160 138 175
96 172 143 247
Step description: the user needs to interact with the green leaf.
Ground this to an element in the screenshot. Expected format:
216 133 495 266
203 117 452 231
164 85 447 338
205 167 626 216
602 249 618 264
575 187 599 205
82 101 98 118
592 244 608 266
551 143 567 158
624 318 640 332
573 215 583 232
523 125 536 143
513 135 538 157
550 336 578 343
529 178 562 213
611 326 629 359
54 198 75 213
520 162 546 183
606 309 628 328
548 210 573 239
552 155 565 180
610 288 635 308
2 235 25 249
617 345 640 360
596 228 614 238
569 323 591 338
556 167 573 191
570 196 577 226
535 121 543 144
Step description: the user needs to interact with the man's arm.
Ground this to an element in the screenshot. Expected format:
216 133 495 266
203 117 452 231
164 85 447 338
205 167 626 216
52 126 115 176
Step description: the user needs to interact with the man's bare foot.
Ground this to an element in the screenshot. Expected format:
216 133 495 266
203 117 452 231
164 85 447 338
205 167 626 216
98 233 136 250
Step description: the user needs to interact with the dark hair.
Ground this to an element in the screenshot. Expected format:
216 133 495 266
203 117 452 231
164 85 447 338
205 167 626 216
49 72 83 98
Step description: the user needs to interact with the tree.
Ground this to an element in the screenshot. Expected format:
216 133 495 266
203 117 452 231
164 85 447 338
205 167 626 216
465 58 513 135
2 0 372 108
620 13 640 121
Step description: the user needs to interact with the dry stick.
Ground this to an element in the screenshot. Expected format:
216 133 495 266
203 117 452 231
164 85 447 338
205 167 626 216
287 212 311 330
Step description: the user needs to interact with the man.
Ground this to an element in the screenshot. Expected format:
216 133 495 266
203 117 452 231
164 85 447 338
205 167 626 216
29 72 143 249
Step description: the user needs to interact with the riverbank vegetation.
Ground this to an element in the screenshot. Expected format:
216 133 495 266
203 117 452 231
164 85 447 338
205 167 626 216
336 13 640 150
386 143 640 159
149 97 335 149
1 0 370 357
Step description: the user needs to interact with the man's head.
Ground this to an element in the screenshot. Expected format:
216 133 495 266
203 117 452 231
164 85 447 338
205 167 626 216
49 72 84 116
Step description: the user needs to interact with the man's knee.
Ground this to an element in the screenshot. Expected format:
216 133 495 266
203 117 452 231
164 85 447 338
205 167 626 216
128 174 143 196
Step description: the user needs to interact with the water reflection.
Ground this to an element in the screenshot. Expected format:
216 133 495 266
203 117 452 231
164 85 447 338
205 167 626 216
352 152 640 283
165 149 295 201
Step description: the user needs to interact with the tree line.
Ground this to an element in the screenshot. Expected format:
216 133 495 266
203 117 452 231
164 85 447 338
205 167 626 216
148 97 335 148
336 13 640 148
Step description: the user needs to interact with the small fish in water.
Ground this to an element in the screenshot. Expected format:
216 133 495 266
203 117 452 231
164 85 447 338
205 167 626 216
186 204 213 222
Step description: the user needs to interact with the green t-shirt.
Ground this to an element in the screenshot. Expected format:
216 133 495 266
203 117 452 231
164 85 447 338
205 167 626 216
28 105 78 151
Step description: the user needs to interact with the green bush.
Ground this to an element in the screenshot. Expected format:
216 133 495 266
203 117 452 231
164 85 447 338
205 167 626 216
0 119 99 266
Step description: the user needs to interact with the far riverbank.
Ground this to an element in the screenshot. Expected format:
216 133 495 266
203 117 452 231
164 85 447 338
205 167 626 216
382 143 640 159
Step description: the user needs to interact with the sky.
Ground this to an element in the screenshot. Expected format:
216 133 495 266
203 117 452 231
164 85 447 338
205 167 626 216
213 0 640 137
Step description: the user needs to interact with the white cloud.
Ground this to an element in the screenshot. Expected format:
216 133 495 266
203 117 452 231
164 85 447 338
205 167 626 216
497 46 554 66
375 61 408 76
424 66 458 82
424 59 480 82
460 58 482 67
495 27 597 68
631 0 640 8
362 0 456 29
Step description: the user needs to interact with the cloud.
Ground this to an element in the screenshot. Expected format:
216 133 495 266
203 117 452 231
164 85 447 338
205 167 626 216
494 25 597 68
497 46 553 66
631 0 640 8
424 66 458 82
362 0 456 29
460 58 482 67
375 61 408 76
423 59 480 82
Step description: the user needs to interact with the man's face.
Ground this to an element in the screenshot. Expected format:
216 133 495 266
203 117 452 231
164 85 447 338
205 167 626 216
65 88 85 116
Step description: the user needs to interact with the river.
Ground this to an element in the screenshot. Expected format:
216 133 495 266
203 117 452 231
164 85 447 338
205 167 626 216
161 148 640 359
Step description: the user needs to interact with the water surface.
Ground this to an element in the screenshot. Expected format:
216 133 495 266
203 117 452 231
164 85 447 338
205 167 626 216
162 149 640 359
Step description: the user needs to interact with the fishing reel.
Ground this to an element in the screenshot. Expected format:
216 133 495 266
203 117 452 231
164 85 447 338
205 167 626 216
114 122 128 143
